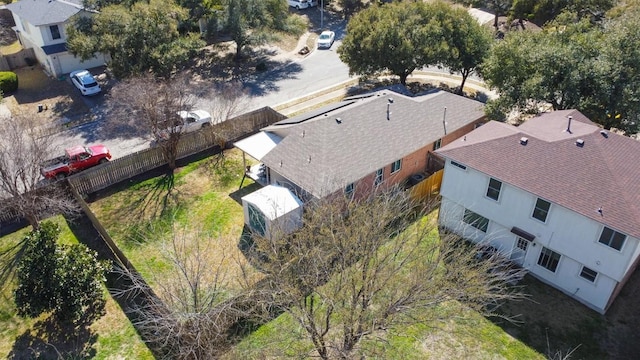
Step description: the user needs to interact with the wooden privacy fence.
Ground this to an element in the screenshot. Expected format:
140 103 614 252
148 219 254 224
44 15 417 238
409 169 444 202
68 106 285 196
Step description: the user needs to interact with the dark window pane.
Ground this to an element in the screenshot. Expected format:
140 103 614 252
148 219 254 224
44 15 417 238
486 178 502 200
533 198 551 222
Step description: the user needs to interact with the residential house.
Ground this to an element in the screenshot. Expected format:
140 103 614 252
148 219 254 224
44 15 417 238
6 0 107 77
436 109 640 313
235 88 486 235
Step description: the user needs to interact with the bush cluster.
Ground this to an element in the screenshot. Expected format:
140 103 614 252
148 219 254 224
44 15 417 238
0 71 18 95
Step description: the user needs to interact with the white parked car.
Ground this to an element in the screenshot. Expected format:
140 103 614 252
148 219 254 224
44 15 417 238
158 110 213 141
175 110 213 133
288 0 311 9
317 31 336 49
70 69 101 96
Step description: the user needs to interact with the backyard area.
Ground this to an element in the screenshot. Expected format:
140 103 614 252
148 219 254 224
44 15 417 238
1 147 639 358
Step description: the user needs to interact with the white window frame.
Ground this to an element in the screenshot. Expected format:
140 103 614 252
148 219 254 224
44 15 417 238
433 138 442 151
532 198 551 223
598 227 626 251
374 168 384 186
486 178 502 201
391 159 402 174
579 266 598 283
537 247 561 273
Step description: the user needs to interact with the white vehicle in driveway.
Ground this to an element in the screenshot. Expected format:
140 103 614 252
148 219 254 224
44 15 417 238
317 31 336 49
70 69 101 96
288 0 311 9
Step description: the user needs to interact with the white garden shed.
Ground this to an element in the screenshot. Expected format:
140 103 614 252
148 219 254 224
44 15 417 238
241 185 303 239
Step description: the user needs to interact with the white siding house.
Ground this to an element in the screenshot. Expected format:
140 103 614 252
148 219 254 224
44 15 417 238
436 110 640 314
6 0 107 77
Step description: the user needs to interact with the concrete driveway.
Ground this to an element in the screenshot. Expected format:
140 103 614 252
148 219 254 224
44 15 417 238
3 66 103 127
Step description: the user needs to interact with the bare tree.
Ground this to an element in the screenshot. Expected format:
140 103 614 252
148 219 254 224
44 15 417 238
108 74 248 170
0 114 78 229
249 187 527 359
113 224 262 359
108 73 196 170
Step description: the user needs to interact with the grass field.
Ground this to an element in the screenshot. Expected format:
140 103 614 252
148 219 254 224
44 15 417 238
0 216 153 359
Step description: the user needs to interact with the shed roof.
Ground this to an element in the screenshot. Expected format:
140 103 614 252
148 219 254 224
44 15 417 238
242 185 302 221
436 110 640 239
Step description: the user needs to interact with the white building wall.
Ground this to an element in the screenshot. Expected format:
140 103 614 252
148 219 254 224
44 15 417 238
439 159 639 313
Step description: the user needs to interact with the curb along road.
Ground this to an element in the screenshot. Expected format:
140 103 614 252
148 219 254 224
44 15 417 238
274 72 496 117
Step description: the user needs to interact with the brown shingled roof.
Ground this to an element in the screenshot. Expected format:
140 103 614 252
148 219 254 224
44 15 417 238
437 110 640 239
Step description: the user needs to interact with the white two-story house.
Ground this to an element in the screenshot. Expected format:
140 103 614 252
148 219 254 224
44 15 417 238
6 0 107 77
436 110 640 314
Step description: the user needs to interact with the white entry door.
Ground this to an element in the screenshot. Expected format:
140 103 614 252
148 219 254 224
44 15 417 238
510 237 529 266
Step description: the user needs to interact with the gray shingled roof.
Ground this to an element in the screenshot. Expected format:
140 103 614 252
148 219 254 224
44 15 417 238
436 110 640 239
6 0 84 26
261 89 485 198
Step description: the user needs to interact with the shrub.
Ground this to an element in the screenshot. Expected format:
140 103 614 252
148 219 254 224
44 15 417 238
0 71 18 94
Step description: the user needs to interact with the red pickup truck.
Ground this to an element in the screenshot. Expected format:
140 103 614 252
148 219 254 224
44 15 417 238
41 144 112 180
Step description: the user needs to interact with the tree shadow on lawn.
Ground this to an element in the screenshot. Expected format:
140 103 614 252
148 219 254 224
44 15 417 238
488 275 611 360
8 315 97 360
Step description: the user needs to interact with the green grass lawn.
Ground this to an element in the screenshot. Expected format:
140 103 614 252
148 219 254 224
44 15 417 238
89 149 263 294
224 213 544 360
0 216 153 359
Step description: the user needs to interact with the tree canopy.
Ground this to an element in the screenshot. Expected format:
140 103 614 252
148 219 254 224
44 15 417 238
14 222 109 326
482 12 640 133
338 1 491 89
67 0 205 78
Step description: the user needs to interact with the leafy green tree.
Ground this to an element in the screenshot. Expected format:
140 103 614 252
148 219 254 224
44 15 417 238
339 1 489 87
67 0 205 78
225 0 291 60
14 222 109 326
481 13 640 133
339 2 441 85
14 222 59 318
443 7 493 94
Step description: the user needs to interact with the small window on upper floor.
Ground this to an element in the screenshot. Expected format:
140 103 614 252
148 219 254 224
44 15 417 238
598 227 626 251
532 198 551 223
450 160 466 170
486 178 502 201
433 138 442 151
50 25 61 40
391 159 402 174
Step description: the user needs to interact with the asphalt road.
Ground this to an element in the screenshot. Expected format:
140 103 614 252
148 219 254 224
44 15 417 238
52 31 353 159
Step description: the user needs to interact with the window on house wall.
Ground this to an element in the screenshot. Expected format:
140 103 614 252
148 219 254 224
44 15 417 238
486 178 502 201
598 227 626 251
532 198 551 222
374 168 384 186
248 204 266 237
450 160 466 170
537 247 561 272
516 237 529 251
433 138 442 151
391 159 402 174
50 25 61 40
345 183 355 198
579 266 598 282
463 209 489 232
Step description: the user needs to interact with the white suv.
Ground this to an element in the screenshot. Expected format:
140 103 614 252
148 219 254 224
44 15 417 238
288 0 313 9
